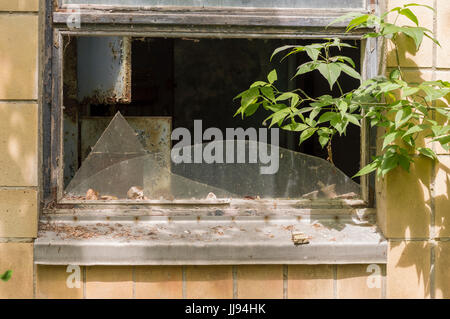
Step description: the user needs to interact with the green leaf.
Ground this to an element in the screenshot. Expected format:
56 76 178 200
404 3 435 12
263 103 286 113
241 87 259 108
394 108 412 129
389 69 401 81
318 112 338 124
1 270 12 282
317 63 341 90
402 27 424 50
347 14 370 31
244 103 260 117
419 84 450 101
397 153 412 172
402 125 423 137
277 92 295 101
318 129 332 148
431 125 450 137
305 47 321 61
270 45 298 61
378 82 403 93
333 56 356 68
353 161 379 178
417 147 437 160
338 100 348 113
424 32 441 47
382 23 402 37
282 123 309 132
294 61 320 78
260 86 275 102
382 131 399 150
276 92 300 107
267 69 278 84
309 107 321 121
363 32 381 39
299 127 318 145
327 12 361 28
250 81 267 88
399 8 419 26
310 95 334 107
345 114 361 127
432 135 450 145
267 108 290 127
337 63 362 81
292 106 314 115
402 86 420 97
380 152 399 176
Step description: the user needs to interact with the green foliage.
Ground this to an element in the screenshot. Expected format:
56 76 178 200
1 270 12 282
235 3 450 178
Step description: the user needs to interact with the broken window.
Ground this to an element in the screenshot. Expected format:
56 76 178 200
62 36 365 201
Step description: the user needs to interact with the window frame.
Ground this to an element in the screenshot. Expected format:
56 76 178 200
42 0 379 212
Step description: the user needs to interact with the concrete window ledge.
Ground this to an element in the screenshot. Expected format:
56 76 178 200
34 212 387 265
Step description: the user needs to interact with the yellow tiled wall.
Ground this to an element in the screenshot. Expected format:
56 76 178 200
0 1 39 299
35 265 386 299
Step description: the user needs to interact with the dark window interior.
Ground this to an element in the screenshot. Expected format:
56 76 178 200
63 36 361 188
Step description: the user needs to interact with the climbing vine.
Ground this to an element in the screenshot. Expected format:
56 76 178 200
235 4 450 178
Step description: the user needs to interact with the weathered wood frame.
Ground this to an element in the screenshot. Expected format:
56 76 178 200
42 0 379 212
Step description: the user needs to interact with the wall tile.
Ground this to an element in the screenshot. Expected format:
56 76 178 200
0 103 38 186
435 156 450 238
435 241 450 298
384 158 432 239
0 189 37 238
337 264 383 299
0 15 38 100
36 265 84 299
0 243 33 298
86 266 133 299
437 0 450 68
387 241 431 298
288 265 333 299
236 265 283 299
0 1 39 12
186 266 233 299
135 266 182 299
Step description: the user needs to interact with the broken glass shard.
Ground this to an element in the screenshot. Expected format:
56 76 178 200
65 112 361 200
171 140 361 199
65 112 148 198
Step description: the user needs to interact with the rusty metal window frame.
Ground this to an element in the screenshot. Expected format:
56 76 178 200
42 0 380 213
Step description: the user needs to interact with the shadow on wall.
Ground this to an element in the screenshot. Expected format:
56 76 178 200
0 103 37 186
0 50 38 239
0 65 38 242
385 36 450 298
0 14 38 189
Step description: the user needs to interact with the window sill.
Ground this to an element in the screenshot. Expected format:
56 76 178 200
34 210 386 265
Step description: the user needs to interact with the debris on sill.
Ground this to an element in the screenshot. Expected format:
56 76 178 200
127 186 147 200
302 184 359 200
86 188 99 200
291 232 310 245
35 214 387 265
206 192 217 200
244 195 261 200
84 189 120 201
